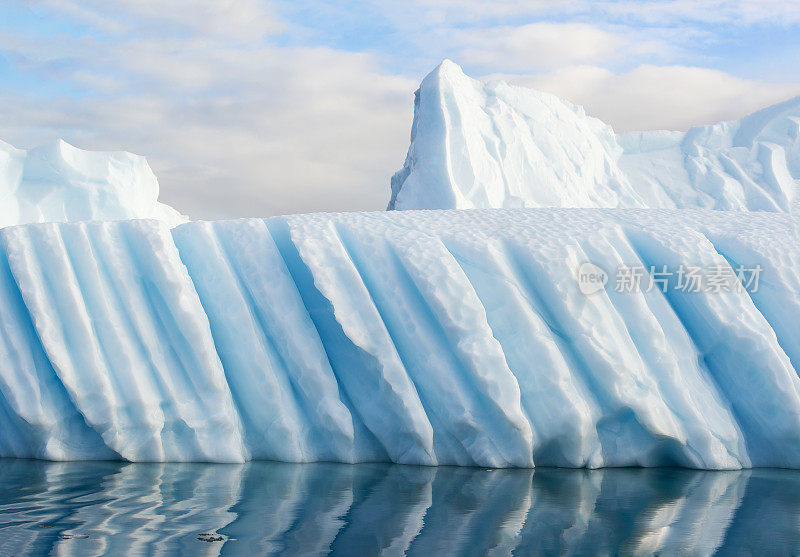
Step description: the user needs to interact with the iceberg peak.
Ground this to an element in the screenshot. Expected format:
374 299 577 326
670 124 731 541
0 138 186 229
390 61 800 212
429 58 472 84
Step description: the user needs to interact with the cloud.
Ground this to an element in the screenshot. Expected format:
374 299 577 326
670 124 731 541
448 22 679 73
593 0 800 27
30 0 282 40
453 23 624 72
409 0 579 22
493 65 800 131
410 0 800 26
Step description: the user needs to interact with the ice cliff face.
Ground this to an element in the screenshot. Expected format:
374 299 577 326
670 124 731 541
2 209 800 467
389 60 800 212
0 139 185 228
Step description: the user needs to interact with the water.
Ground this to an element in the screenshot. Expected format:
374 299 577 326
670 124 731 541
0 461 798 555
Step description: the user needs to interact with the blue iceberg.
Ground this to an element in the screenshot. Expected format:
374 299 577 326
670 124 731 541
1 209 799 467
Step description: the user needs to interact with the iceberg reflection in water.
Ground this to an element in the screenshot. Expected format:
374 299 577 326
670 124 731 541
0 461 798 555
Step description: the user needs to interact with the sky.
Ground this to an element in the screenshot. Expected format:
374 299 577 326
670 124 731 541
1 1 800 218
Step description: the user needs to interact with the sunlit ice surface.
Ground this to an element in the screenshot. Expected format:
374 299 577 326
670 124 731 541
0 460 799 555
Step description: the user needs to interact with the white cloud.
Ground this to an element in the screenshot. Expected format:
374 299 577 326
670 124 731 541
409 0 579 22
30 0 282 40
449 22 680 73
594 0 800 26
453 23 625 72
410 0 800 26
494 64 800 131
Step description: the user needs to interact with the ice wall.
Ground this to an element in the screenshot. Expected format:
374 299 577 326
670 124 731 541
0 220 243 462
0 139 185 228
389 60 800 212
1 208 800 467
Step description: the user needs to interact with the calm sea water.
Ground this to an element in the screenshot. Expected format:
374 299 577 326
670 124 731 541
0 460 798 555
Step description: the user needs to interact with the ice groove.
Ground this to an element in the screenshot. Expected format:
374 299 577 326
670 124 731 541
0 208 799 467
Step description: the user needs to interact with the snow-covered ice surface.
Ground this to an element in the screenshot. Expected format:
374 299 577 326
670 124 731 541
389 60 800 212
2 208 800 467
0 139 185 228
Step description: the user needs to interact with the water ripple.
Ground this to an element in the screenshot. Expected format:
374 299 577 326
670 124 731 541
0 461 798 555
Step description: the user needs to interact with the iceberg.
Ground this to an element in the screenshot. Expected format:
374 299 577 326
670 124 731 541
0 139 186 228
2 63 800 468
389 60 800 212
1 209 800 467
